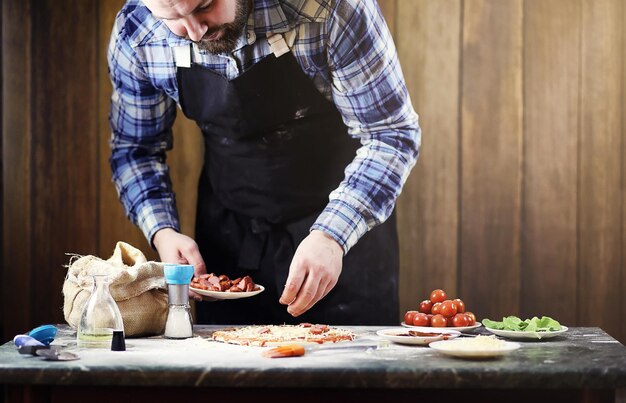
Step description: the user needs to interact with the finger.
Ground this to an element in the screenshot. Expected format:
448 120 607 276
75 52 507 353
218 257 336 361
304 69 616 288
321 277 338 300
193 262 207 277
287 273 321 317
300 277 330 315
160 255 187 265
279 263 307 305
181 245 207 277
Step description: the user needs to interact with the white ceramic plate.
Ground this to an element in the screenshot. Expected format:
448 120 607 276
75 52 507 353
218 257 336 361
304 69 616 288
429 339 521 359
483 325 568 340
401 322 482 332
376 328 460 346
190 285 265 300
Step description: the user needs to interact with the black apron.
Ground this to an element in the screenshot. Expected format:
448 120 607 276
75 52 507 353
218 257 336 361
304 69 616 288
176 37 399 326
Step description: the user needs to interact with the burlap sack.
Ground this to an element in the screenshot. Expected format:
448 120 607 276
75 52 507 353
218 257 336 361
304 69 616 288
63 241 168 337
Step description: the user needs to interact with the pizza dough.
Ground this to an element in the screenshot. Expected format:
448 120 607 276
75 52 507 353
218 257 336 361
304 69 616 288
211 324 356 347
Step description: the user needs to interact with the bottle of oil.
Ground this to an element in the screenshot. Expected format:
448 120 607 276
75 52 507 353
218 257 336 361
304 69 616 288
77 274 124 348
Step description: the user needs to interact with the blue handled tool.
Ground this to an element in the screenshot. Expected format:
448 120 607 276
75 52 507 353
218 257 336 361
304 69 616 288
14 334 79 361
14 334 48 355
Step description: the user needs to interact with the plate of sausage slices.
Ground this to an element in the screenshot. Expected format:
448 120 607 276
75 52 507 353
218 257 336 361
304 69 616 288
377 328 460 346
190 274 264 300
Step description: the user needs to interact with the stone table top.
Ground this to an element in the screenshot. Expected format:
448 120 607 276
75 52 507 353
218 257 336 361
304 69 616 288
1 325 625 389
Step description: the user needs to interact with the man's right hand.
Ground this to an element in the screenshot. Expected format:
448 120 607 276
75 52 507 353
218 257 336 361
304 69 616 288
153 228 207 301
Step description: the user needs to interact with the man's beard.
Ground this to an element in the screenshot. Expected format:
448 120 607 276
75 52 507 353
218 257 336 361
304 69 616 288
196 0 252 54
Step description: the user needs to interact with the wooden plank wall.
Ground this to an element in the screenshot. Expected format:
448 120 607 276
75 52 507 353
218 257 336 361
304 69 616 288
461 0 524 322
31 0 100 329
392 0 625 342
1 0 625 344
394 0 461 307
578 0 623 343
2 0 34 338
623 0 626 343
522 0 579 331
0 0 4 340
1 0 202 339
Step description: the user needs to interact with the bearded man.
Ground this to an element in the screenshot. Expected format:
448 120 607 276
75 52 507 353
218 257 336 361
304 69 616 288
108 0 421 325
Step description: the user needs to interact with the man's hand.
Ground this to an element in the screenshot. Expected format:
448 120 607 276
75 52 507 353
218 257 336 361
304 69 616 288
153 228 207 301
279 230 344 317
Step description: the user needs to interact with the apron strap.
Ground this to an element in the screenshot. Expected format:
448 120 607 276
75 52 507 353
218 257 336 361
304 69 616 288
173 44 191 68
267 29 296 58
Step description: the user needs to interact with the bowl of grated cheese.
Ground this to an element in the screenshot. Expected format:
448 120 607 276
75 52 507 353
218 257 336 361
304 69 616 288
429 335 521 359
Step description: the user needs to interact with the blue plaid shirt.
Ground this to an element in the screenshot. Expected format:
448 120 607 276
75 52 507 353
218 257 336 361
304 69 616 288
108 0 421 253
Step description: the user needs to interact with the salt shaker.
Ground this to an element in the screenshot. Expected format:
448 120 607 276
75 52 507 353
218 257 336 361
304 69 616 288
163 264 194 339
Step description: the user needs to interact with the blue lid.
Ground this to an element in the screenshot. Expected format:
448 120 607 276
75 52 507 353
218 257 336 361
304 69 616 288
163 264 194 285
28 325 58 346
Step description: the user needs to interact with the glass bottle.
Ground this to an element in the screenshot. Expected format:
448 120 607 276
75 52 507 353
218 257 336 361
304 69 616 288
164 304 193 339
77 274 124 348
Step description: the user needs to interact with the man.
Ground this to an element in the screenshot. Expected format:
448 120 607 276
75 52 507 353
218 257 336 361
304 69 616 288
108 0 421 326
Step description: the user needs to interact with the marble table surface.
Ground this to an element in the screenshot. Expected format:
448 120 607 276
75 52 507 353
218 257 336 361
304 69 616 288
1 325 626 389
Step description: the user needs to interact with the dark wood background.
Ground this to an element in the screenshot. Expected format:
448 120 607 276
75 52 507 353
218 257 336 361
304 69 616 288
2 0 625 345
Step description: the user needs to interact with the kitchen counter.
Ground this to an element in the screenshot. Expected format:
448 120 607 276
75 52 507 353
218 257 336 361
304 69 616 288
2 325 626 403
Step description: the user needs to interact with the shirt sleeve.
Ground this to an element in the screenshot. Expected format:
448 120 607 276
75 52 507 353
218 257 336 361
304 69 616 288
310 0 422 254
107 16 181 246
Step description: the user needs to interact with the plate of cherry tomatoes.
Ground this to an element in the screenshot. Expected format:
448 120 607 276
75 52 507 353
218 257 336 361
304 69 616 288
402 288 481 332
401 321 481 332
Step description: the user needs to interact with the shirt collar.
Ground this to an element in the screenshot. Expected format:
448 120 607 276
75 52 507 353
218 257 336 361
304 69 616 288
251 0 291 34
252 0 331 32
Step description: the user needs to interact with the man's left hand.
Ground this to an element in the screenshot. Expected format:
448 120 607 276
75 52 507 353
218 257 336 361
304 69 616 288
279 230 344 317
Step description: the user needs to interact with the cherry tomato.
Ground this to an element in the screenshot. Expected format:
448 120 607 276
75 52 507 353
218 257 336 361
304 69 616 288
431 314 447 327
452 313 470 327
446 316 454 326
404 310 418 325
418 299 433 314
431 302 442 315
465 311 476 325
412 313 430 327
430 289 447 304
440 300 458 318
452 298 465 313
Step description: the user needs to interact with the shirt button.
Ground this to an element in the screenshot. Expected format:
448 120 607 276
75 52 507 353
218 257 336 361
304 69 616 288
246 31 256 44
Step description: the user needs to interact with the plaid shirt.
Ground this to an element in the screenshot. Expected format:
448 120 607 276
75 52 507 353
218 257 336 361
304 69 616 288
108 0 421 253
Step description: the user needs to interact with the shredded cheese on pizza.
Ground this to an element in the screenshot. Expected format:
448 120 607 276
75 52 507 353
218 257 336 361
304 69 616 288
211 324 356 347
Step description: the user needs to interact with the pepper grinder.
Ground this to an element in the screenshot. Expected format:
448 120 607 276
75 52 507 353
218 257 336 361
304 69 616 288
163 264 194 339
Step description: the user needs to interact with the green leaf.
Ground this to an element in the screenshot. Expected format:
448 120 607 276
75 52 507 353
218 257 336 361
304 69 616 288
482 315 562 332
536 316 562 331
524 318 538 332
481 318 505 329
503 316 522 330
